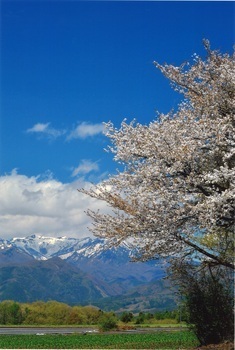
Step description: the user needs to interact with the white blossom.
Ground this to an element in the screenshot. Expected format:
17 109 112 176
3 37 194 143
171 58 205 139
80 42 235 270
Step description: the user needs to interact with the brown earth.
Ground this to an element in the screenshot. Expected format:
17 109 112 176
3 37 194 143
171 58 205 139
193 341 234 350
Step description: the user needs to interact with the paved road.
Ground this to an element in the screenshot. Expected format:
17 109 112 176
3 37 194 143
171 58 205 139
0 326 184 335
0 327 98 335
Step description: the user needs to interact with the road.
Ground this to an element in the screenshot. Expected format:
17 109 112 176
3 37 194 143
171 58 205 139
0 327 98 335
0 326 184 335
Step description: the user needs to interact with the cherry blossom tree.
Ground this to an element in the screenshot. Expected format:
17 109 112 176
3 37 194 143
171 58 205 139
80 41 234 270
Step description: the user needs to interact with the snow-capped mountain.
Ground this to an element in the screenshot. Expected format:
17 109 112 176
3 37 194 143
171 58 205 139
0 234 133 261
0 234 170 310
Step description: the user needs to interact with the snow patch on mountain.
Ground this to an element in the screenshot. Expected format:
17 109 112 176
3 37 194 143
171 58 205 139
0 234 134 261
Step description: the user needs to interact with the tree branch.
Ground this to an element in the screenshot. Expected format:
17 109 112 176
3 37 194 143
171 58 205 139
178 235 235 270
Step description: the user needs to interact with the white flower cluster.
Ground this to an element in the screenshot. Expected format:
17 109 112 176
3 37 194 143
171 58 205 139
80 42 234 269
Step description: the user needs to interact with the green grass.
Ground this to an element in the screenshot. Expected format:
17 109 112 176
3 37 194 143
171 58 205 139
0 331 199 349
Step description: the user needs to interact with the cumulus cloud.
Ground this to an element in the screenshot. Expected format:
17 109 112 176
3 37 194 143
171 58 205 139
67 122 104 140
0 170 109 240
71 160 99 177
27 123 66 139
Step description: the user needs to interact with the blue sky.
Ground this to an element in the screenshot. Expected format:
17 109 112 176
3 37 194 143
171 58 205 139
0 1 234 239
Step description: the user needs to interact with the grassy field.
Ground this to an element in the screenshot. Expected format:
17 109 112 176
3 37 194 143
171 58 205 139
0 331 199 349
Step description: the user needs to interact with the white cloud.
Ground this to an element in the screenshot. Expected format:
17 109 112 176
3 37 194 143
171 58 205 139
26 121 105 142
0 170 110 240
71 160 99 177
67 122 104 140
27 123 66 139
27 123 50 133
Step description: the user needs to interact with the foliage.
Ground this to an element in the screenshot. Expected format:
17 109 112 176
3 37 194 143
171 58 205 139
135 312 145 324
154 310 178 321
0 301 103 326
0 300 184 326
187 276 234 345
133 311 178 325
0 331 199 349
171 263 234 345
0 300 23 325
120 312 134 323
80 41 234 270
98 312 118 331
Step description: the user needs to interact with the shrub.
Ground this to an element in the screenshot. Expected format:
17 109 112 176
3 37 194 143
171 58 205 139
0 301 23 325
172 263 234 345
98 312 118 331
135 312 145 324
185 274 234 345
120 312 133 323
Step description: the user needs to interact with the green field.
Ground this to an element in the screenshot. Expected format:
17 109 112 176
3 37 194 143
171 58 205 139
0 331 199 349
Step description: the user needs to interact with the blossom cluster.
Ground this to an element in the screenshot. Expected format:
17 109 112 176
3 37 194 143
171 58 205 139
80 42 234 269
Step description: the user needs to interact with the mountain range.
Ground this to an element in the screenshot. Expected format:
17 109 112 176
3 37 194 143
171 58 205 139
0 235 176 312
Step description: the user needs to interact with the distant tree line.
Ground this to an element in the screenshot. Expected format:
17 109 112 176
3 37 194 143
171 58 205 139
0 301 102 325
0 300 180 326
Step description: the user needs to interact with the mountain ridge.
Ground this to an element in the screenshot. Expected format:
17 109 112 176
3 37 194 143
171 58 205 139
0 256 107 303
0 234 134 261
0 234 175 312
